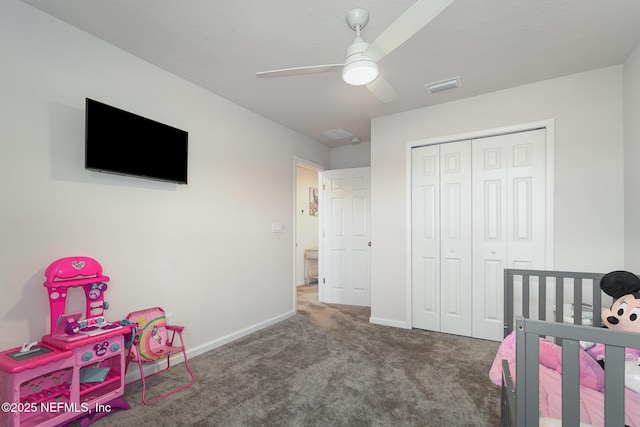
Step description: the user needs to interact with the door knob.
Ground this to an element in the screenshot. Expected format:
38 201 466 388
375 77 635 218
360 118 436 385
491 249 496 254
368 242 371 247
450 249 456 253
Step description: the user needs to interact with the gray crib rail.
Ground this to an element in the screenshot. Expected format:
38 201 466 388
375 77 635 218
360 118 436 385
501 360 516 427
515 317 640 426
504 269 606 337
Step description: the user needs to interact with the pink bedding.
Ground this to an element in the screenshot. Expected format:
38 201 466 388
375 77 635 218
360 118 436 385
490 332 640 427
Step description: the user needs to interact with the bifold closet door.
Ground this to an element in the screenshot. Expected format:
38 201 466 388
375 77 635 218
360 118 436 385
411 129 546 339
411 141 472 335
471 129 546 341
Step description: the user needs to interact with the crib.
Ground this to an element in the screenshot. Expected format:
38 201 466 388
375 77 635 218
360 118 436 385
498 268 640 426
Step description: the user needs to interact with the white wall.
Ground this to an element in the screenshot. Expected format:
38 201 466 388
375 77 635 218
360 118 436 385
370 66 625 327
295 165 319 285
624 42 640 271
0 0 329 352
330 141 371 169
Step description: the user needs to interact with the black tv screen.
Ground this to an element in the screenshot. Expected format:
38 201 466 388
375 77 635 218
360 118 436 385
85 98 188 184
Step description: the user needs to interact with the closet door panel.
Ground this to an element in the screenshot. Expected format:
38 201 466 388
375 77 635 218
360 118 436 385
411 144 441 331
473 141 507 340
506 130 547 324
439 141 472 336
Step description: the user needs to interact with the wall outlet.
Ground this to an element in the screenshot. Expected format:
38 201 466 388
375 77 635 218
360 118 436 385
165 312 173 325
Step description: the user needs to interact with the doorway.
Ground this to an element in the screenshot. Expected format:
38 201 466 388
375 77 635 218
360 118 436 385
295 159 323 308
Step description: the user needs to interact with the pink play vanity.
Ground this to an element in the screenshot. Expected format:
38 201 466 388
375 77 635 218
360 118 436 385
0 257 131 427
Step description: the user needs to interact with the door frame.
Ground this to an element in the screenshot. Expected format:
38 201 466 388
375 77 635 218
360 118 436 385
293 156 324 312
404 120 555 329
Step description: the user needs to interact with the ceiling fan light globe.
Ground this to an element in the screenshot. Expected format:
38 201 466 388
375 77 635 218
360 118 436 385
342 60 378 86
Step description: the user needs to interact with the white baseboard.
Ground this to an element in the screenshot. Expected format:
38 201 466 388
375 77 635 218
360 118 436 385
369 316 411 330
125 311 296 384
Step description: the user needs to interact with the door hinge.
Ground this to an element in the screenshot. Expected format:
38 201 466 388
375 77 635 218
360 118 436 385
323 278 326 284
322 184 325 190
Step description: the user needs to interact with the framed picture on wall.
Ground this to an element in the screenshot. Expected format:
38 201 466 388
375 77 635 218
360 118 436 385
309 187 318 216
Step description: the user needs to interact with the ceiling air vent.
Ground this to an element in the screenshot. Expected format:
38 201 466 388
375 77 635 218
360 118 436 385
321 128 354 140
425 76 462 94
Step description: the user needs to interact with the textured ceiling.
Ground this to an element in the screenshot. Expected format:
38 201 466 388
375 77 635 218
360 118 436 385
19 0 640 147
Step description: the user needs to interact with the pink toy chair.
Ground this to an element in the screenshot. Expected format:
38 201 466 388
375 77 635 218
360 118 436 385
125 307 195 404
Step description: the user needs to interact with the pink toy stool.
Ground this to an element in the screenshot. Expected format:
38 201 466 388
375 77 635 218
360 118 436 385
125 307 195 404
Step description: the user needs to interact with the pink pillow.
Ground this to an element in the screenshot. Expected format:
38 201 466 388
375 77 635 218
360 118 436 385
538 338 561 369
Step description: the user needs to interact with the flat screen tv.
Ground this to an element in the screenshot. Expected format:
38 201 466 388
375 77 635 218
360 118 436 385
85 98 188 184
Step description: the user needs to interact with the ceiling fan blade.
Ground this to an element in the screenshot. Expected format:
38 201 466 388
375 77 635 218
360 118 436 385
367 75 398 103
365 0 454 62
256 64 344 78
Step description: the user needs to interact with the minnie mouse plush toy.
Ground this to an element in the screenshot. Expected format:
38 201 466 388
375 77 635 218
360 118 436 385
583 271 640 364
601 270 640 333
599 270 640 393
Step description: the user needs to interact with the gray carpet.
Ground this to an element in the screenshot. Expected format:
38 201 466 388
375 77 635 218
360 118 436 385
90 285 501 426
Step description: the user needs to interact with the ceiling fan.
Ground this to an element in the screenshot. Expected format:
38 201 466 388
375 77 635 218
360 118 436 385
256 0 455 103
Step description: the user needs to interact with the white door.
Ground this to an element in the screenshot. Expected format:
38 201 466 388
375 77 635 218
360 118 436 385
321 167 371 306
472 129 546 341
411 142 472 334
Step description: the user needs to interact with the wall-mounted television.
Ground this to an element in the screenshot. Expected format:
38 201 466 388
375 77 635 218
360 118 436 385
85 98 188 184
